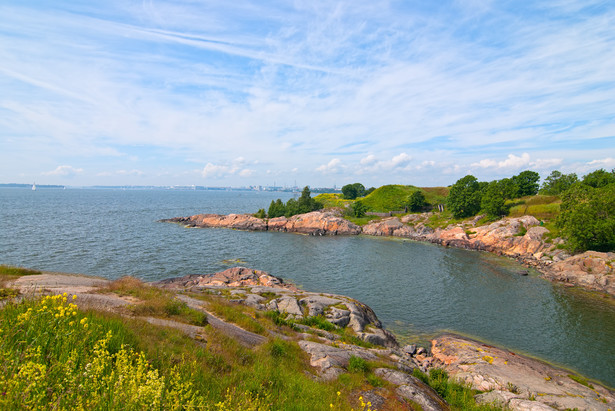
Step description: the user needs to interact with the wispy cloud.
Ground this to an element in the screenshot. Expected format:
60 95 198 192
43 165 83 177
1 1 613 186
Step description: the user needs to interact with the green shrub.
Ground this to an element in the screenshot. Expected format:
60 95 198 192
348 355 370 373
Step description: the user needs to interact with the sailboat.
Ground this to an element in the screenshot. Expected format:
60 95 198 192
32 182 36 191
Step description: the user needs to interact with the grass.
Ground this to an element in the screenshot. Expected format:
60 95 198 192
568 374 595 389
0 293 362 410
102 276 207 326
0 264 42 300
507 195 561 220
412 368 501 410
360 185 420 212
0 265 42 276
420 186 450 206
313 192 352 208
207 298 267 335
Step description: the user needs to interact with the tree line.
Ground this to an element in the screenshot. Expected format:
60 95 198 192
256 186 323 219
446 168 615 252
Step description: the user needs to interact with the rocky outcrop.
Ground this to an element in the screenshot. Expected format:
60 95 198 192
429 334 615 410
162 211 615 295
156 267 398 348
269 211 362 235
155 266 299 291
543 251 615 295
162 213 267 231
162 211 360 235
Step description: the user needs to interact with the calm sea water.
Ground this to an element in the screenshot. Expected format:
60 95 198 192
1 188 614 386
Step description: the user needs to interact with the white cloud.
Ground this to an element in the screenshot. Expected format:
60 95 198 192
360 154 377 165
390 152 412 168
472 153 562 172
498 153 531 169
201 159 254 179
316 158 342 173
588 157 615 168
43 165 83 176
201 163 230 178
531 158 563 170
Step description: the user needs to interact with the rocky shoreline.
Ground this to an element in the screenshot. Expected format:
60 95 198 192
162 211 615 296
8 267 614 410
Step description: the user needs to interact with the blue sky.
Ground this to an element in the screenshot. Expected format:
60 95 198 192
1 0 614 187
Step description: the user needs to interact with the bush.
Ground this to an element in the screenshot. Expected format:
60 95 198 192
348 355 370 373
407 190 426 212
557 183 615 252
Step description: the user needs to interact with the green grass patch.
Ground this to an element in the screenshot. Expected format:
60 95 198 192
0 265 42 300
104 276 207 326
361 185 419 212
568 374 594 389
413 368 501 410
346 215 382 226
207 298 266 335
507 195 561 220
0 264 41 276
313 192 352 208
420 186 450 205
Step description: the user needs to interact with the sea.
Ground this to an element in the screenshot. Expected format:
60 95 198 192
1 187 614 387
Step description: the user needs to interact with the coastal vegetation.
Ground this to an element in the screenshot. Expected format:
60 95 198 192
309 168 614 254
265 186 322 218
0 274 507 410
0 264 41 300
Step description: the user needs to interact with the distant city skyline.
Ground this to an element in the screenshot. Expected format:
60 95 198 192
1 1 614 187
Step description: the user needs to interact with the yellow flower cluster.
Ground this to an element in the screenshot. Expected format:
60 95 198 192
1 294 205 410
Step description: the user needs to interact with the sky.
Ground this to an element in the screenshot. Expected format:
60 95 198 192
1 0 614 188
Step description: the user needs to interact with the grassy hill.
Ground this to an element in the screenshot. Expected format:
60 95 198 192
315 185 450 213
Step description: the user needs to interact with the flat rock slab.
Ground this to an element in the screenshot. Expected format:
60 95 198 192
10 272 109 294
431 334 614 410
176 294 267 348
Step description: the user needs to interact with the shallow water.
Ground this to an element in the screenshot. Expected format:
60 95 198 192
1 188 614 386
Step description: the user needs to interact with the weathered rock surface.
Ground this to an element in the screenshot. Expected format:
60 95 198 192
155 266 299 292
162 213 268 231
374 368 449 410
157 267 398 348
162 211 361 236
544 251 615 295
429 334 615 411
270 211 362 235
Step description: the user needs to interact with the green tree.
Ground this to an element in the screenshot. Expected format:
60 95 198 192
557 183 615 252
447 175 483 218
498 178 520 199
297 186 321 214
481 180 506 218
512 170 540 197
406 190 426 212
540 170 578 195
351 201 367 218
267 199 286 218
341 183 366 200
582 168 615 188
284 198 299 217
